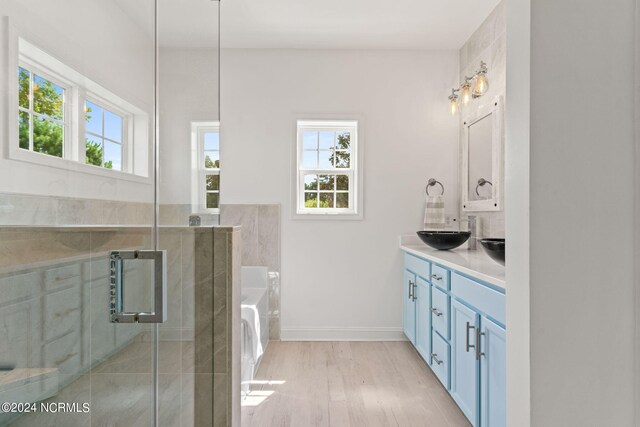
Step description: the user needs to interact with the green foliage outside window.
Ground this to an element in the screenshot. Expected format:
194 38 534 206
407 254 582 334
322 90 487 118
18 68 64 157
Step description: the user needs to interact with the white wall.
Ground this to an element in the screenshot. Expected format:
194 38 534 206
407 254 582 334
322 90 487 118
0 0 155 203
507 0 637 424
505 0 531 424
221 49 459 339
159 47 219 205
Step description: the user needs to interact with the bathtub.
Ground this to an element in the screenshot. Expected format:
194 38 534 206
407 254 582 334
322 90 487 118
240 266 269 397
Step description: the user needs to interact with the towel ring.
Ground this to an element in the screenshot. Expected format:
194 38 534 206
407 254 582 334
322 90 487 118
426 178 444 196
475 178 493 196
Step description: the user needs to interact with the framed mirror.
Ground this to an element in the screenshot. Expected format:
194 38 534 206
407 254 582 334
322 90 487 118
461 96 503 211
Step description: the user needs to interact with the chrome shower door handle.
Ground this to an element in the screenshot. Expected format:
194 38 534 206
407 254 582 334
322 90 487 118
110 250 167 324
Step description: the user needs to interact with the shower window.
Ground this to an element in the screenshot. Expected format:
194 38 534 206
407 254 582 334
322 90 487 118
192 122 221 212
296 120 361 217
12 38 150 179
85 100 126 171
18 65 68 158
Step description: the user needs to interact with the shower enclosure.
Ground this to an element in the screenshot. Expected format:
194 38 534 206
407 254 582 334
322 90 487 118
0 0 220 425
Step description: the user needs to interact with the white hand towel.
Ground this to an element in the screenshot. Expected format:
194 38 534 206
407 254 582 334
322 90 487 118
424 195 445 230
241 303 263 365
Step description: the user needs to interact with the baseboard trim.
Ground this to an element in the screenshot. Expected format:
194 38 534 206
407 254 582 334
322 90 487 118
280 327 406 341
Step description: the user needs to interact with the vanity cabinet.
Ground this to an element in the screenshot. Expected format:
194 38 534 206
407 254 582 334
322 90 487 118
402 270 416 344
402 252 505 427
414 277 431 362
403 259 432 363
451 299 480 423
480 317 506 427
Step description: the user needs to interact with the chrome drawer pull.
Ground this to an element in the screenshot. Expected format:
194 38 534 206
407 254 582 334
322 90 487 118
466 321 476 353
431 274 443 281
476 329 485 360
431 308 443 317
431 353 443 365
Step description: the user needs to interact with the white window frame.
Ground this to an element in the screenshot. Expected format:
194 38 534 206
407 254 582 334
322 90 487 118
17 60 72 159
295 120 362 219
191 122 220 213
84 95 131 172
7 36 151 183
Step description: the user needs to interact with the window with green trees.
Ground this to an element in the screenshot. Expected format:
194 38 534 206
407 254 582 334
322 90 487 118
18 67 66 157
85 100 124 171
15 41 146 178
203 130 220 210
297 120 358 215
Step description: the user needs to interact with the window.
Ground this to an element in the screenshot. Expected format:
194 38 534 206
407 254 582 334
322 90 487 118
296 120 360 217
18 66 68 158
85 100 125 171
192 122 220 212
11 38 149 179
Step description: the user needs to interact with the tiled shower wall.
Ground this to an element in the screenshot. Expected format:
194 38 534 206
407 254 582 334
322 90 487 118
219 204 281 341
0 192 203 226
458 1 506 238
0 226 226 426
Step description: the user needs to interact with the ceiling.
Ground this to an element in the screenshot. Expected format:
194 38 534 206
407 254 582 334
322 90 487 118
221 0 500 50
116 0 501 50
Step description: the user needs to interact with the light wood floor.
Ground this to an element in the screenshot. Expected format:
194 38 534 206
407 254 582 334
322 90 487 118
241 341 471 427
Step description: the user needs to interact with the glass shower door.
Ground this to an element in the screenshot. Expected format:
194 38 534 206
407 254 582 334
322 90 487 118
0 0 161 425
0 0 221 425
156 0 221 425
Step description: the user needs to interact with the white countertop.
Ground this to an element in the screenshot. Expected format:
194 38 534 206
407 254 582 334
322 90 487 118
399 235 505 290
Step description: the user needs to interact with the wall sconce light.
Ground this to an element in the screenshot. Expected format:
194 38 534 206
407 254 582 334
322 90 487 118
448 61 489 114
473 61 489 97
460 77 473 105
449 88 460 115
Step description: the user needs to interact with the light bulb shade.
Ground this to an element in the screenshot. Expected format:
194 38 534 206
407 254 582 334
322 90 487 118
449 98 458 115
461 84 472 105
473 73 489 96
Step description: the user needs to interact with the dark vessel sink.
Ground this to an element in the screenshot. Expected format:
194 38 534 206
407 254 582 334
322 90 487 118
416 231 471 250
480 238 505 265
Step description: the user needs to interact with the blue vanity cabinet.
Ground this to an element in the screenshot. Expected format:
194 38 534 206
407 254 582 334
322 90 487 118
403 254 431 346
401 250 506 427
414 276 431 362
480 318 506 427
451 299 480 424
403 269 416 344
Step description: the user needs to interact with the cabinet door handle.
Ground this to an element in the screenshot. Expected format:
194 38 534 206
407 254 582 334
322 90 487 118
476 328 485 360
431 308 443 317
431 353 443 365
408 280 414 300
466 321 476 353
431 274 442 281
412 282 417 301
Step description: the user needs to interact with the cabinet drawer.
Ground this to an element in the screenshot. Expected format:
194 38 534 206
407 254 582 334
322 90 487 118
452 273 505 325
431 286 449 339
44 264 81 292
0 272 40 305
44 330 81 377
430 264 449 290
44 286 81 341
404 253 430 280
431 332 450 389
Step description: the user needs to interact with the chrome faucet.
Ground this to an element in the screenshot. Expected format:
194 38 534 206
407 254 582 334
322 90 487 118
459 215 477 250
